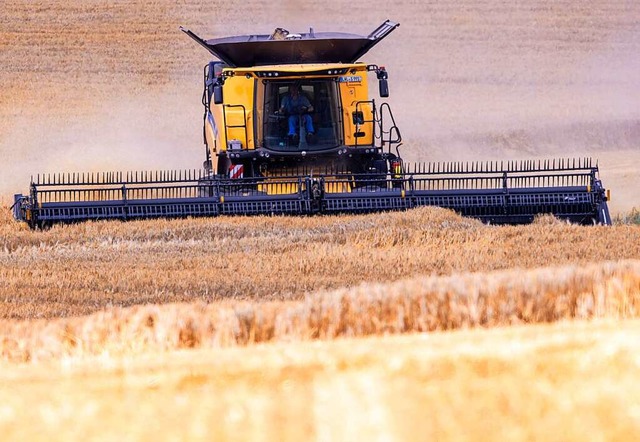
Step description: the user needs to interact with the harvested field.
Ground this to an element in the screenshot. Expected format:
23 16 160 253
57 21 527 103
2 206 640 320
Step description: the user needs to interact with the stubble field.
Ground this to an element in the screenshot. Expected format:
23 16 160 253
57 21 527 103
1 0 640 440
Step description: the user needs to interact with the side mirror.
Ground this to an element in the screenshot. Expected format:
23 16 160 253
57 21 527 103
376 67 390 98
213 84 224 104
379 78 389 98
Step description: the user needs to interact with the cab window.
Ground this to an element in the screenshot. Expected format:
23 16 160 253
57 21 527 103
260 80 341 151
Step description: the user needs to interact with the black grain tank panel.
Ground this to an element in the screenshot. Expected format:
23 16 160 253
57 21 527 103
181 21 399 67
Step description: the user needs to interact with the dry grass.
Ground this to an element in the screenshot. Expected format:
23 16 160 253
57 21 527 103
3 205 640 320
616 208 640 225
2 259 639 363
2 320 640 441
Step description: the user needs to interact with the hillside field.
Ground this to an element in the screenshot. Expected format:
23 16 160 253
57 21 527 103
1 0 640 440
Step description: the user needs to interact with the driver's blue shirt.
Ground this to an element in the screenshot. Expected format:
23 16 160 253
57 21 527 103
281 94 311 114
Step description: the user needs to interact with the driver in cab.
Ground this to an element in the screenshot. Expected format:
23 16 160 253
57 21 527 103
278 83 315 142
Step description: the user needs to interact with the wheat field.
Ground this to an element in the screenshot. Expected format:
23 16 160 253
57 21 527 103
2 207 640 440
2 0 640 440
2 207 640 321
2 320 640 441
2 255 640 363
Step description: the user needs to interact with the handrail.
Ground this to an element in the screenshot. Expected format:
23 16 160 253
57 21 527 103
353 100 376 149
378 102 402 150
222 104 249 149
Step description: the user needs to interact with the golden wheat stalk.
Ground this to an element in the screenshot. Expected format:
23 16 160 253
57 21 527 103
2 260 639 362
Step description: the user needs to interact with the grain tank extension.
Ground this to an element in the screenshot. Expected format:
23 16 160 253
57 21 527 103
12 20 611 227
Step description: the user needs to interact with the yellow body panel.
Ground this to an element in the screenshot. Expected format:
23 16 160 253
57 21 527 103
259 167 354 195
324 178 353 194
211 75 255 152
257 179 353 195
338 66 373 146
210 62 377 157
257 182 299 195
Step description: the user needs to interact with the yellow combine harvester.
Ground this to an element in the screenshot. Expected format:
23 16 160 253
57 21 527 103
13 20 611 227
182 22 404 191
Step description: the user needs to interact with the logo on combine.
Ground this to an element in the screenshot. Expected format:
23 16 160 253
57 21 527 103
339 76 362 83
229 164 244 179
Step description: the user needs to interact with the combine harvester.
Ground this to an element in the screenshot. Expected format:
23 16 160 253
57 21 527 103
12 21 611 228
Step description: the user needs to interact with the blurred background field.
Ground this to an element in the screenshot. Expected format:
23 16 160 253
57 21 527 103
3 320 640 440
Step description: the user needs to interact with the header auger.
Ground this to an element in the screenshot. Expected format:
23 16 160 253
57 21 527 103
12 20 611 228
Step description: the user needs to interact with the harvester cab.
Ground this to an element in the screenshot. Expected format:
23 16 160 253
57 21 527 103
181 21 403 182
11 20 611 228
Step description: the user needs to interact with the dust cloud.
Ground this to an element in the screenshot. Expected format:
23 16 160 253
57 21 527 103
2 0 639 212
2 87 203 201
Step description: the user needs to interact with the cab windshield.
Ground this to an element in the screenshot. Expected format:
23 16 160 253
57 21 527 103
260 79 342 151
